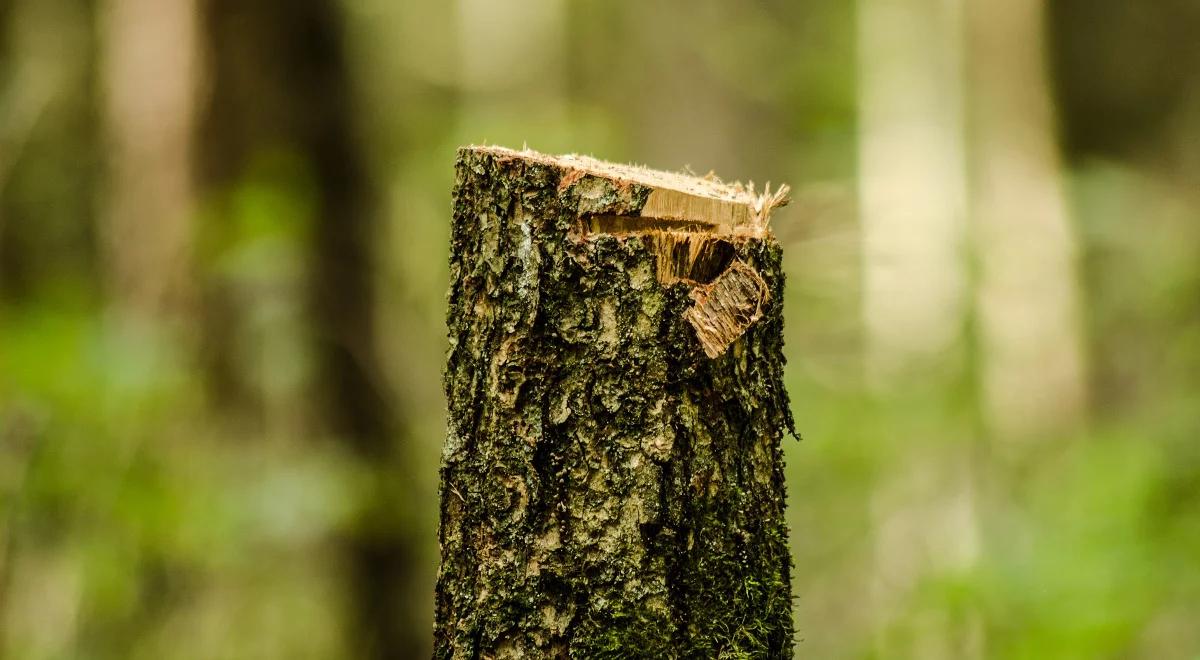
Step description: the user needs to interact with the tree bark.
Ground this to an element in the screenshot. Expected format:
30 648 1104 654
436 146 795 659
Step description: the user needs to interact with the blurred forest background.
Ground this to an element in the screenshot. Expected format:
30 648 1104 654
1 0 1198 658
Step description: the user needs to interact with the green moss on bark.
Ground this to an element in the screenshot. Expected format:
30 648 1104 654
436 148 794 659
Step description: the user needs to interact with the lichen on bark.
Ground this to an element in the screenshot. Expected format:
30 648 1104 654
436 147 795 659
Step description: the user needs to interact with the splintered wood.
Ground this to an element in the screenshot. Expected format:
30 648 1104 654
472 145 789 358
684 261 769 358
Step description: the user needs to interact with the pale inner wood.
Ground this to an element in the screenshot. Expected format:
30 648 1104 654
469 145 788 235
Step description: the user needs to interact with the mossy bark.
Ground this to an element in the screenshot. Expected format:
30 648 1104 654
436 148 794 659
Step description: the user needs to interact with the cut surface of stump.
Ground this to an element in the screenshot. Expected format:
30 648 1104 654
437 146 795 659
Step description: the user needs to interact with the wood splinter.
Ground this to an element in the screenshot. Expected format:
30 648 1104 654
684 259 770 358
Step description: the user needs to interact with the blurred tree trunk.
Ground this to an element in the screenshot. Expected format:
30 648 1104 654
0 0 100 301
437 147 794 658
195 0 421 657
1 0 101 655
967 0 1087 442
456 0 567 133
857 0 983 656
858 0 969 382
98 0 198 319
0 0 17 295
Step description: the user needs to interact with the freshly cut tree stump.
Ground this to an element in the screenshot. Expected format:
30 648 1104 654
437 146 795 659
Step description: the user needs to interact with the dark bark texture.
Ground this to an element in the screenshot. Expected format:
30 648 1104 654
436 148 794 659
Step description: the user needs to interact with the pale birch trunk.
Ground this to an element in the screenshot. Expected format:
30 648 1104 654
967 0 1087 442
859 0 970 383
99 0 197 318
858 0 983 656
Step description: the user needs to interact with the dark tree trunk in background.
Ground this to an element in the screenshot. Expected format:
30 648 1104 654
437 147 795 658
0 0 101 303
195 1 420 657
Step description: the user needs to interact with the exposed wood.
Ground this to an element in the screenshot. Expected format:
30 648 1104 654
684 259 769 359
479 145 788 236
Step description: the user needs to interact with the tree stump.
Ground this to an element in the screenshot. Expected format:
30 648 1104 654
436 146 795 659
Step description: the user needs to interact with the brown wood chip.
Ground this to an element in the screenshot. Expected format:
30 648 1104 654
683 260 769 358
